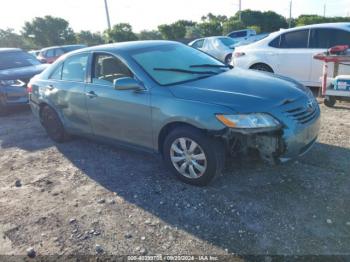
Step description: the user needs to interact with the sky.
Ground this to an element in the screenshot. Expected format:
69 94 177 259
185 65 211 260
1 0 349 33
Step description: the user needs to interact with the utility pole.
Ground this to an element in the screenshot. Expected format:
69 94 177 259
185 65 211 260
239 0 242 21
323 3 326 17
288 0 292 28
104 0 111 31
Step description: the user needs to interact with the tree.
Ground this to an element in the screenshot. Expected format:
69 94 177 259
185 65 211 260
106 23 138 42
76 31 105 46
197 21 223 37
138 30 163 40
261 11 288 32
222 19 245 35
158 20 195 40
22 16 75 48
0 29 32 49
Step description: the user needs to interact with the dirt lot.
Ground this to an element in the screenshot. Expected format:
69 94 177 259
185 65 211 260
0 102 350 259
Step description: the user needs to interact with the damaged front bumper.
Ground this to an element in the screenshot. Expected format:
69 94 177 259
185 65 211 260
218 116 321 164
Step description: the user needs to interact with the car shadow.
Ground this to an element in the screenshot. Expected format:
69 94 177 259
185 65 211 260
1 111 350 256
52 138 350 256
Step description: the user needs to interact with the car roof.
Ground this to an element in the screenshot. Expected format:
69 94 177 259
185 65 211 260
40 44 86 52
280 22 350 33
67 40 181 55
0 48 23 53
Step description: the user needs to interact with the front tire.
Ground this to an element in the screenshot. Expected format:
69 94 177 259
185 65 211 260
41 106 68 143
324 96 336 107
163 127 225 186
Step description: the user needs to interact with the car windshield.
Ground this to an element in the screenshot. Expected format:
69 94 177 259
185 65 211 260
0 51 41 70
219 37 236 47
130 44 227 85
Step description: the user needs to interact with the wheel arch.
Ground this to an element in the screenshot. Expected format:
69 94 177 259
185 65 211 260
249 62 274 73
157 121 206 155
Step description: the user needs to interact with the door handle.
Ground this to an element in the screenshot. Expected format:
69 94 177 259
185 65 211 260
47 85 55 91
86 91 98 98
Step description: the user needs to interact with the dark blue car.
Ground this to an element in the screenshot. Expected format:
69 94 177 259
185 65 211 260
0 48 47 115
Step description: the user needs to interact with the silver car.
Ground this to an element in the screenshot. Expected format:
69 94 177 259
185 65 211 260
189 36 236 64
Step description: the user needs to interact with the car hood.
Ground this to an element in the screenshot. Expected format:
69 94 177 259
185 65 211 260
169 68 309 112
0 64 48 81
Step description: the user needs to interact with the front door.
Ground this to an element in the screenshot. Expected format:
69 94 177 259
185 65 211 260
85 53 153 149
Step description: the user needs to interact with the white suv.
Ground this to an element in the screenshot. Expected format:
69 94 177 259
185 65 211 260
233 23 350 87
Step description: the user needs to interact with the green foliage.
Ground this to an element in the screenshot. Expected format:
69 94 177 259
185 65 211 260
296 15 350 26
158 20 195 40
197 21 223 37
0 29 33 49
76 31 105 46
222 19 245 35
22 16 76 48
138 30 163 40
106 23 138 43
247 25 261 34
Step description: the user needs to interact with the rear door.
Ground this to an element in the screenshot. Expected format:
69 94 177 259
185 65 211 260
44 52 91 134
85 52 152 148
309 28 350 86
269 29 312 84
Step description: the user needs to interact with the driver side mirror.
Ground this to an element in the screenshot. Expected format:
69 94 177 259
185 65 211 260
113 77 145 91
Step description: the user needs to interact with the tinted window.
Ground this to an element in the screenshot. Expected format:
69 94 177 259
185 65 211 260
229 31 247 38
62 45 86 52
310 28 350 48
92 54 133 85
46 49 55 57
269 36 280 48
0 51 41 70
280 30 309 48
55 48 65 56
61 53 88 82
191 39 204 49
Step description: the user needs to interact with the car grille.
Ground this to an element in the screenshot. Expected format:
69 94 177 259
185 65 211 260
282 98 319 125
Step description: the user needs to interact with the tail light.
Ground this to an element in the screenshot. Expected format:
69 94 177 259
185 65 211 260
27 83 33 94
234 52 245 58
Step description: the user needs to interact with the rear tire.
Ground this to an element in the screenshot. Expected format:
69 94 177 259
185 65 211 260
324 96 336 107
250 63 273 73
163 126 225 186
41 106 69 143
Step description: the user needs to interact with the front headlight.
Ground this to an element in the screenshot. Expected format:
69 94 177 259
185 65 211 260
216 113 281 129
0 80 25 87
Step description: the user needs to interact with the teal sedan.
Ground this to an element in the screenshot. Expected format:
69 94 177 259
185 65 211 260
28 41 320 186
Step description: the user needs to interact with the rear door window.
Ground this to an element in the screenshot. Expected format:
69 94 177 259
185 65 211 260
55 48 65 56
192 39 204 49
61 53 89 82
310 28 350 48
280 30 309 48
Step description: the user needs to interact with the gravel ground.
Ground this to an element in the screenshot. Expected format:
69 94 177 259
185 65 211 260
0 102 349 259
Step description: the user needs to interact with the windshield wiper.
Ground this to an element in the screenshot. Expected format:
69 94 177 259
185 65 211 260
153 68 217 75
189 64 233 69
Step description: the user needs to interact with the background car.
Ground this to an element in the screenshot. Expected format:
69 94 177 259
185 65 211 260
0 48 47 115
28 50 40 58
227 29 257 43
189 36 236 64
37 44 86 64
29 41 320 186
233 22 350 87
